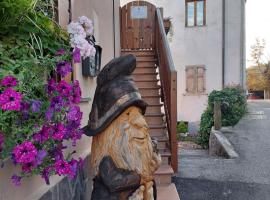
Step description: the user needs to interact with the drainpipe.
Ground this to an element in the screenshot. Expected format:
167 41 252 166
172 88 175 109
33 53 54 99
222 0 225 88
113 0 116 58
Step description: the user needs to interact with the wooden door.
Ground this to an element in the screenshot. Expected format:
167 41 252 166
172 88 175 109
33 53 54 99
121 1 156 50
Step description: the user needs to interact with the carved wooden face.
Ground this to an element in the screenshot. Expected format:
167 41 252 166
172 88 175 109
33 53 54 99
90 106 161 182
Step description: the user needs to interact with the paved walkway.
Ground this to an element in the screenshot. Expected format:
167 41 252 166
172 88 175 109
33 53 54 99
173 101 270 200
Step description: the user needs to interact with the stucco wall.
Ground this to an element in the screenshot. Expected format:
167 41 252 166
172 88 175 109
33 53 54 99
120 0 245 130
0 0 120 199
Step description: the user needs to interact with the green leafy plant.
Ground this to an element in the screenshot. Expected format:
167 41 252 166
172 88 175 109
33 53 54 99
177 121 188 133
198 86 247 148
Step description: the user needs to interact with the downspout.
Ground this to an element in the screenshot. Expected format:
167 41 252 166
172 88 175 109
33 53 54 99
222 0 225 88
240 0 246 89
113 0 116 57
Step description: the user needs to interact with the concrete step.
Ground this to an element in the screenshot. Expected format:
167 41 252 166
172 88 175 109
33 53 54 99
180 149 209 158
155 164 174 185
157 183 180 200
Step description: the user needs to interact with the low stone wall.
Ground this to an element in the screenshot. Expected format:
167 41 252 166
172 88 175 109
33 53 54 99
39 154 93 200
209 127 239 159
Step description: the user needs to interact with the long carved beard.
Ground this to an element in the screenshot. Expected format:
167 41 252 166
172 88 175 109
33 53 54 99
90 106 160 183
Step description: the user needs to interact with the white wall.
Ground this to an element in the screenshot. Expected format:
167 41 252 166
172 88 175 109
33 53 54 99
0 0 120 199
224 0 246 87
121 0 245 131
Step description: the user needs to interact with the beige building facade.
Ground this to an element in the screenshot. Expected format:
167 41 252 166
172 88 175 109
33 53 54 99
121 0 246 132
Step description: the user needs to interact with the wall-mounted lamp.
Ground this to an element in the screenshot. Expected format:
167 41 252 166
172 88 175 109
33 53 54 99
82 36 102 77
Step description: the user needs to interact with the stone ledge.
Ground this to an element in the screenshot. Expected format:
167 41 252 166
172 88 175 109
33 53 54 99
209 127 239 159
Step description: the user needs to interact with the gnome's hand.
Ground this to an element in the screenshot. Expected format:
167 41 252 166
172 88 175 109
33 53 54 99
129 185 145 200
144 181 155 200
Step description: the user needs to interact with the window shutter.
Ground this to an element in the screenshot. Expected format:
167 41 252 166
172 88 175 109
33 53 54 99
186 67 196 93
197 66 205 93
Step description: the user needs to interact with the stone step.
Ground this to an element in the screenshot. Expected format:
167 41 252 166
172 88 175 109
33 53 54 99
155 164 174 185
157 184 180 200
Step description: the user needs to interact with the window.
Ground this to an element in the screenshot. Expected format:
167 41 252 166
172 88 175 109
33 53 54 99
186 0 206 27
186 66 206 94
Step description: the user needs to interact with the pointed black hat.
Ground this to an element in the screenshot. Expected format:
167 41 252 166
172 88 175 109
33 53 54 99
83 54 148 136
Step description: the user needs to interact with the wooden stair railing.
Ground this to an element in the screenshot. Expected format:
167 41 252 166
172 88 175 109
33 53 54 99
155 8 178 173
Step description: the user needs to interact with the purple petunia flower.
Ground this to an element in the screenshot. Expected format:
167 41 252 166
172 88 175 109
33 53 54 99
56 61 72 78
50 96 64 112
69 129 83 146
67 105 83 122
55 49 66 56
71 80 81 104
73 47 81 63
49 144 66 161
45 107 54 121
46 79 57 95
36 150 47 165
0 132 4 153
42 166 52 185
0 88 22 111
33 126 51 143
31 100 42 113
52 123 67 141
22 162 36 173
54 159 71 176
11 175 22 186
20 101 30 120
13 141 38 164
1 76 18 87
57 80 72 97
69 159 78 179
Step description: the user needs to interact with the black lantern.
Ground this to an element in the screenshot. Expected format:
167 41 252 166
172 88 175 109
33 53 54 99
82 36 102 77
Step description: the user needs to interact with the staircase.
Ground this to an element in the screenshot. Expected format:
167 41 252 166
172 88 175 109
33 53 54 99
122 50 179 199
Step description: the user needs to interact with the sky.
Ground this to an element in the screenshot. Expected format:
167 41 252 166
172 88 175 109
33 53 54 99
246 0 270 67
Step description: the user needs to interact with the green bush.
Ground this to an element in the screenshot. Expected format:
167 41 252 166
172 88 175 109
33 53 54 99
177 121 188 133
198 86 247 148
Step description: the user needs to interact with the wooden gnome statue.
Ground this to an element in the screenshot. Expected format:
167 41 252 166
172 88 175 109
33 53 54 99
83 55 161 200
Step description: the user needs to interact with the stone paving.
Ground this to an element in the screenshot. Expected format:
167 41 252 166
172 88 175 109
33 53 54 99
173 101 270 200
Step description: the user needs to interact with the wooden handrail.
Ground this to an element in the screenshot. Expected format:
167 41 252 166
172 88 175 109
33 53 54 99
155 8 178 172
